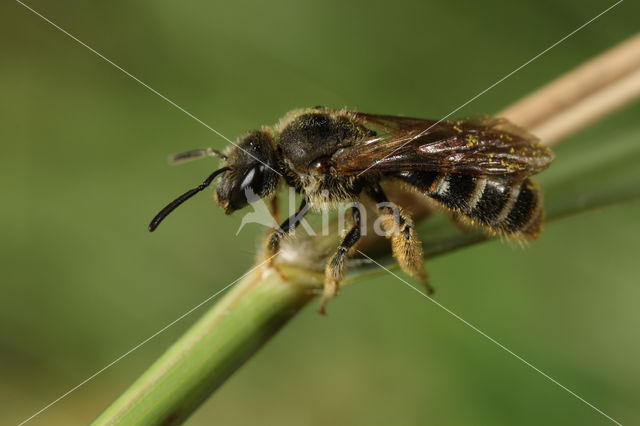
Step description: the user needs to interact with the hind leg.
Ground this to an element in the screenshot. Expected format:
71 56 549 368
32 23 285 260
368 185 433 295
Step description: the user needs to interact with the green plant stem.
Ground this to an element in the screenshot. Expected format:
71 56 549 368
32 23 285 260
91 265 319 425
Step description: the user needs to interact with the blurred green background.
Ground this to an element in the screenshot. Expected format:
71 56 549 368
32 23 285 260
2 0 639 425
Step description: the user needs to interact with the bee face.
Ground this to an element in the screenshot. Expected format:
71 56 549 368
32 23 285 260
215 130 280 214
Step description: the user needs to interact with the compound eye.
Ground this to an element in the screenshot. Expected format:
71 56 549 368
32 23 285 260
239 165 265 198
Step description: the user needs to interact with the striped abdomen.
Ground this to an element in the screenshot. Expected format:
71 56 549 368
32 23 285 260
395 171 544 239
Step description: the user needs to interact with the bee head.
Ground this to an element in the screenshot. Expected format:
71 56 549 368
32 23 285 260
216 129 280 214
149 129 280 232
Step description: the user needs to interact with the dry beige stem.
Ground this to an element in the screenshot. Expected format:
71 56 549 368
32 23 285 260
500 33 640 145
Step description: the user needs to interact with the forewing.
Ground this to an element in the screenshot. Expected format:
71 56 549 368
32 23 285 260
333 113 554 177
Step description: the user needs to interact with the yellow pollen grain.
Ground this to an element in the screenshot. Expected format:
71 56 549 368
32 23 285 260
465 134 478 147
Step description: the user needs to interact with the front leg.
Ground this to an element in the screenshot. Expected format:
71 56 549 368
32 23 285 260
269 194 281 224
265 198 310 257
321 206 362 315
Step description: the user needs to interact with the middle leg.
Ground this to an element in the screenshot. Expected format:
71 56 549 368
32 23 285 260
321 206 362 314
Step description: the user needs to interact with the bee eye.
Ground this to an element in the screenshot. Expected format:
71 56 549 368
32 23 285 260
239 165 264 197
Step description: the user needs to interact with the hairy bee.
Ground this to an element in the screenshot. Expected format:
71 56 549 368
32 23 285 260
150 107 554 313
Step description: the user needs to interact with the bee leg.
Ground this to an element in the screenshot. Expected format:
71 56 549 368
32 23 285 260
269 195 281 223
321 206 362 315
265 198 310 261
368 185 434 295
263 195 281 248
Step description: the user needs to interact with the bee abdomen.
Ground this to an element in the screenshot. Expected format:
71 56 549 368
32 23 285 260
396 172 543 240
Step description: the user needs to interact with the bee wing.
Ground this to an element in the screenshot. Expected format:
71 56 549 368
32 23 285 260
332 113 555 177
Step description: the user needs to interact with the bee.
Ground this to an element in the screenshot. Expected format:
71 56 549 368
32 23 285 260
149 106 554 313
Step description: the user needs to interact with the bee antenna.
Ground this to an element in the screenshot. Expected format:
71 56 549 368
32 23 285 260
169 147 228 165
149 167 231 232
